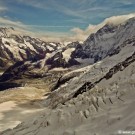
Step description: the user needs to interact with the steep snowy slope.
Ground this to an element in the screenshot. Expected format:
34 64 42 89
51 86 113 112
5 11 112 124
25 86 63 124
1 17 135 91
43 37 135 108
1 30 135 135
72 17 135 63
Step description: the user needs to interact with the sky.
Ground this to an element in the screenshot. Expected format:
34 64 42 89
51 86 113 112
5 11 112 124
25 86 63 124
0 0 135 41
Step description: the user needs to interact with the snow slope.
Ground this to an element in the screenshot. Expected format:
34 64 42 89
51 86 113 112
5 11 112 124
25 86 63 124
72 17 135 63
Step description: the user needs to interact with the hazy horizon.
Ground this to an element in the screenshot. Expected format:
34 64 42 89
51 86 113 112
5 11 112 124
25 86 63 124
0 0 135 41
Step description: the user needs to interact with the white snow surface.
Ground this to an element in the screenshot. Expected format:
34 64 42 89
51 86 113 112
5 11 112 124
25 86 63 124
62 48 75 62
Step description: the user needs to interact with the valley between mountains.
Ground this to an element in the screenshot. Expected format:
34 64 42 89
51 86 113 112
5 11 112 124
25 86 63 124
0 16 135 135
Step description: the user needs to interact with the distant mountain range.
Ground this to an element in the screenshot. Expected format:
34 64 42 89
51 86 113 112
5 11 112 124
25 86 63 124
1 17 135 81
0 27 63 69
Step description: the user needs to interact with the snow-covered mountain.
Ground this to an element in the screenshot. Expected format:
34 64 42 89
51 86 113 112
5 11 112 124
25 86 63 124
2 17 135 82
71 17 135 63
0 42 81 83
30 17 135 69
0 27 63 69
1 19 135 135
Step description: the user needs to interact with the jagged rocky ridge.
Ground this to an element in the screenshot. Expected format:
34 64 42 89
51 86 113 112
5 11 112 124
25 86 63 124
0 27 63 69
